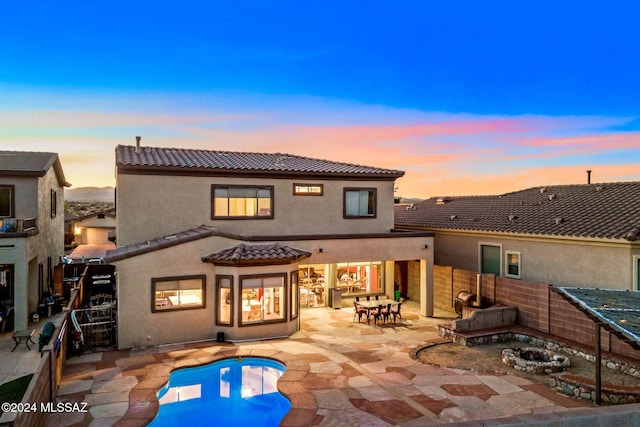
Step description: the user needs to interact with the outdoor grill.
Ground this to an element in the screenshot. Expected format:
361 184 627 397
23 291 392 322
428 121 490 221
454 291 476 317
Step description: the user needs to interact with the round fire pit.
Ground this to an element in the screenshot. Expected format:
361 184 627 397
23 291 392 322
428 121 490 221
501 347 570 374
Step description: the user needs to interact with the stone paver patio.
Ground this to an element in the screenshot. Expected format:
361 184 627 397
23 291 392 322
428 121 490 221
47 304 599 426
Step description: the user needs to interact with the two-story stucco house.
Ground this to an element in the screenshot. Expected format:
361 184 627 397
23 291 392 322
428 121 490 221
395 182 640 290
0 151 70 331
106 143 434 349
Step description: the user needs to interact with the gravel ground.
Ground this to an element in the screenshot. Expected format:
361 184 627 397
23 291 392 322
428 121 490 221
417 341 640 388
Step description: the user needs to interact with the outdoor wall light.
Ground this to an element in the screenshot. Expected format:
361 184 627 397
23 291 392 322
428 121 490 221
423 244 429 249
318 248 323 253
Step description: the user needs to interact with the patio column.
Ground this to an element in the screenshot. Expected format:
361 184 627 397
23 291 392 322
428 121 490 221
420 258 434 317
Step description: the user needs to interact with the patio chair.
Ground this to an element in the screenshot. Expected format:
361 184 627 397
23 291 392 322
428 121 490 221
1 305 13 335
370 305 384 326
381 304 392 323
391 299 404 323
353 302 367 323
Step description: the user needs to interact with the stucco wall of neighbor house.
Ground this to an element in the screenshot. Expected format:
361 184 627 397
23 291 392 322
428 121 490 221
116 173 397 246
73 215 116 229
433 231 635 290
434 265 640 362
0 167 65 330
0 176 38 218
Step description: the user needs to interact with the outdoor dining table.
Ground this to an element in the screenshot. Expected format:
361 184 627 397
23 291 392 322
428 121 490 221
356 299 399 324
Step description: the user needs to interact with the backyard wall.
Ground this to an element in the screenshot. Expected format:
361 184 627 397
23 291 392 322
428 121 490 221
434 265 640 363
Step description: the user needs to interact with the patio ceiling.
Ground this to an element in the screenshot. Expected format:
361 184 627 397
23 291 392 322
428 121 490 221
554 287 640 350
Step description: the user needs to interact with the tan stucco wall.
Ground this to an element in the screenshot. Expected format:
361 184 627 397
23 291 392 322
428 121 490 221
433 231 638 290
112 233 434 348
116 173 397 246
0 167 65 330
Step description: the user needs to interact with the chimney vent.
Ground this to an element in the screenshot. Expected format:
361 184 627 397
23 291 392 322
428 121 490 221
135 136 141 153
587 170 592 184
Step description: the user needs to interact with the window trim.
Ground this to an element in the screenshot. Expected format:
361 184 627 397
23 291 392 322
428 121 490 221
151 274 206 313
238 273 287 327
211 184 274 220
633 255 640 290
478 242 502 276
290 271 299 320
50 189 57 218
293 183 324 196
343 187 377 219
215 275 234 326
505 250 522 279
0 185 15 218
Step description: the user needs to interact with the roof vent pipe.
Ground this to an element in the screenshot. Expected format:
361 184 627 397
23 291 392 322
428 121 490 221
135 136 141 153
587 170 592 184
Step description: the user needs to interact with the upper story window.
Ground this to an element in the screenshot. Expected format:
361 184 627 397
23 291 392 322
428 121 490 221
50 190 57 218
343 188 376 218
293 183 323 196
0 185 14 218
212 185 273 219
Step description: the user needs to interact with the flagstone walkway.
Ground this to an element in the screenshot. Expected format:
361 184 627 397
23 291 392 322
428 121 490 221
47 304 603 426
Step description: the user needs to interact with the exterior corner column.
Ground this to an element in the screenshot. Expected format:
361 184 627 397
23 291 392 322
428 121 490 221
420 257 434 317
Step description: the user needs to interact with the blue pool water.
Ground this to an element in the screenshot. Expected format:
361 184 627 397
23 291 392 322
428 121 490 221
149 357 291 427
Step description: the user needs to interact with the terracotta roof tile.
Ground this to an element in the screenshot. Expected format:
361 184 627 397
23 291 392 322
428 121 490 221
115 145 404 178
202 243 311 266
105 225 217 262
395 182 640 241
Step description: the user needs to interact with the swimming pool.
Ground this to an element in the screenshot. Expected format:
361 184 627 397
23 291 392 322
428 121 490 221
149 357 291 427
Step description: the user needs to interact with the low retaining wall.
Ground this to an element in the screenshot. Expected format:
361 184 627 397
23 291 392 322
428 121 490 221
437 324 640 405
452 305 517 332
552 374 640 405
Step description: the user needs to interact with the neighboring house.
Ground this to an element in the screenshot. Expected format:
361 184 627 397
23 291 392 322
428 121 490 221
65 208 116 245
106 143 434 349
0 151 70 331
395 182 640 290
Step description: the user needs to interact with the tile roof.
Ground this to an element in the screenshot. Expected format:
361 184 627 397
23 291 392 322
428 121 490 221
0 150 70 186
395 182 640 241
554 287 640 349
115 145 404 179
202 243 311 266
105 225 217 263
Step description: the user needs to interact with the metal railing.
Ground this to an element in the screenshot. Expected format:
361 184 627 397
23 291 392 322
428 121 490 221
0 217 37 233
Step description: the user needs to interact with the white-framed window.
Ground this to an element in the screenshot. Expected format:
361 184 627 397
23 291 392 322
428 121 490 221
212 185 273 218
479 243 502 275
505 251 521 279
152 275 206 312
344 188 376 218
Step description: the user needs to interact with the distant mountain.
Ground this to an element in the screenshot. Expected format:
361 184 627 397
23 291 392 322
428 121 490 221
66 187 115 202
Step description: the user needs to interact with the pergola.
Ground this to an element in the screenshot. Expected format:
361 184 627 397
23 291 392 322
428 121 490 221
553 287 640 405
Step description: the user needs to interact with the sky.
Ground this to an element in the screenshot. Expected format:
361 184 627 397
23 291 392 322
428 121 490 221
1 1 639 198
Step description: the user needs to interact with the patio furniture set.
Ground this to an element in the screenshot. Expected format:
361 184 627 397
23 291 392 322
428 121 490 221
353 297 404 326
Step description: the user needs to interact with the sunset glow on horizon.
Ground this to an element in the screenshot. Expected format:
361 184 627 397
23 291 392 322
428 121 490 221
1 2 638 198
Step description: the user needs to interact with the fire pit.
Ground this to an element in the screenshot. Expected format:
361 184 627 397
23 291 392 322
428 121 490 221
501 347 570 374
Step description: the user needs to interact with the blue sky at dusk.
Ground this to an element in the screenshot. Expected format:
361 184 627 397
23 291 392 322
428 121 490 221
1 1 638 197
